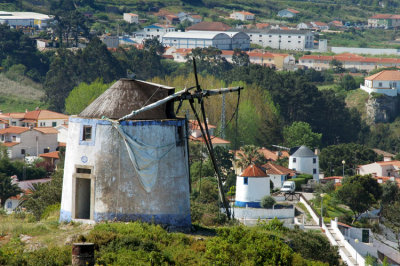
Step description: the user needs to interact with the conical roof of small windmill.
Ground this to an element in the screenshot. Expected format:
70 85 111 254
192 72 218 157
79 79 175 120
291 145 315 157
241 164 267 177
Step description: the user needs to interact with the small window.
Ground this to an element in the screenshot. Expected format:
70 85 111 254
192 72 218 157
77 168 92 174
379 82 383 87
298 41 301 43
288 41 291 43
82 126 92 141
7 201 12 208
259 34 262 37
21 149 25 155
394 82 397 87
288 35 291 38
313 168 317 174
313 158 316 164
43 148 49 153
243 177 248 185
293 158 296 163
52 122 57 127
11 122 16 126
12 136 16 142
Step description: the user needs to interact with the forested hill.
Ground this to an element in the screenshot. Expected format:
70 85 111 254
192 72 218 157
5 0 400 23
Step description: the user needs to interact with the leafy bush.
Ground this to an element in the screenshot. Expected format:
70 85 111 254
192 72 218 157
260 196 276 208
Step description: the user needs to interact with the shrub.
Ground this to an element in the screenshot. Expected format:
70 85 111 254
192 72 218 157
260 196 276 208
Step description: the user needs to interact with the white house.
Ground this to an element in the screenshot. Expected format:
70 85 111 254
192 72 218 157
262 162 296 189
235 164 270 208
244 29 314 51
55 124 68 147
297 22 312 30
360 70 400 97
277 8 300 18
4 177 51 213
310 21 329 31
0 126 58 159
59 79 191 229
230 11 255 21
188 120 230 147
288 145 319 180
177 12 202 24
0 11 53 29
0 109 68 128
357 161 400 178
142 24 176 39
123 13 139 24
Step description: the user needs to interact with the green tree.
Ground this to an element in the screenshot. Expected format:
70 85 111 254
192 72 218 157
339 74 357 91
235 145 265 169
336 175 381 221
65 79 111 114
381 180 399 205
330 59 344 73
283 121 322 148
260 195 276 208
0 173 21 208
232 48 250 67
320 144 378 177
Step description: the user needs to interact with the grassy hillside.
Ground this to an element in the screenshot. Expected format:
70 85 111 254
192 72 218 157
0 74 47 112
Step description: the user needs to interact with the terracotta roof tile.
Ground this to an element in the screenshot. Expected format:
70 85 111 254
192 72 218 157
2 142 19 147
0 126 30 134
376 160 400 167
24 109 69 120
262 162 295 175
241 164 267 177
365 70 400 81
33 127 59 134
189 120 216 130
39 151 59 159
286 8 300 14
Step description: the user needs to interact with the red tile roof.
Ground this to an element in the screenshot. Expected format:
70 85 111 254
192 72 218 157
58 142 66 147
286 8 300 14
300 53 400 65
262 162 295 175
370 14 400 19
186 21 231 31
0 126 29 134
365 70 400 81
322 176 343 180
376 160 400 167
234 11 254 16
241 164 267 177
24 109 68 120
313 21 328 26
39 151 59 159
34 127 59 134
2 142 19 147
189 120 216 130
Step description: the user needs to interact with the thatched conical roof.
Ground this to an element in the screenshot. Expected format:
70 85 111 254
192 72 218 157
79 79 175 120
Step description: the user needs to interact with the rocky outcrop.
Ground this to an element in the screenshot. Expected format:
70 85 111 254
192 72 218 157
366 94 400 124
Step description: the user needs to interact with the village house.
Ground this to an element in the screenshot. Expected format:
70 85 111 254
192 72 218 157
0 126 58 159
329 20 344 28
186 21 232 31
4 176 51 213
299 53 400 71
360 70 400 96
177 12 202 24
39 150 59 166
140 24 176 40
123 13 139 24
357 160 400 178
310 21 329 31
188 120 230 147
55 124 68 147
373 148 395 162
288 146 319 180
261 162 296 189
368 14 400 29
0 109 68 128
243 29 314 51
296 22 313 30
277 8 300 18
230 11 255 21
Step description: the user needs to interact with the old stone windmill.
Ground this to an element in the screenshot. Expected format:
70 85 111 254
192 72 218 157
59 60 242 228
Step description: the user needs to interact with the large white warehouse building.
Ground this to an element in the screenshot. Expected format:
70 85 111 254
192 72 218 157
244 29 314 51
0 11 53 29
162 31 250 50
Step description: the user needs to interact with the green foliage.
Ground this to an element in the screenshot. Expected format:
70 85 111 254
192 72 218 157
0 173 21 208
290 176 313 191
260 195 276 208
381 180 399 205
336 175 381 221
235 145 266 169
339 74 358 91
20 170 63 221
381 200 400 251
65 79 111 114
320 143 378 177
190 159 214 182
283 121 322 148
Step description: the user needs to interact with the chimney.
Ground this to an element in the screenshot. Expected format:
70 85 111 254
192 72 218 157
25 109 28 113
35 107 39 111
315 149 320 155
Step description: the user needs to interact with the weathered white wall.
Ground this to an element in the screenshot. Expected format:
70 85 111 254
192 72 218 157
233 206 294 220
60 117 191 228
38 119 67 127
289 155 319 180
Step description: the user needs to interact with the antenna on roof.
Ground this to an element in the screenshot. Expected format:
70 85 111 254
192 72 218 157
272 144 290 150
